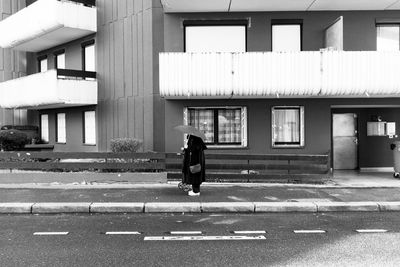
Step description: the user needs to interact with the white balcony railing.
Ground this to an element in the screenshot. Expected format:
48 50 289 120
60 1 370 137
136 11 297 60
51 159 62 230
0 69 97 109
159 51 400 98
0 0 96 52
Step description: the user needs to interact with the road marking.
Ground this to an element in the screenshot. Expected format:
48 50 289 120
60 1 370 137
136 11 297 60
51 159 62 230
233 231 267 234
170 231 202 235
105 231 141 235
356 229 388 233
33 232 69 236
144 235 266 241
294 230 326 234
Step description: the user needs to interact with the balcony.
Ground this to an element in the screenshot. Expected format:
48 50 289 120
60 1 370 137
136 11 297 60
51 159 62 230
0 69 97 109
159 51 400 98
0 0 96 52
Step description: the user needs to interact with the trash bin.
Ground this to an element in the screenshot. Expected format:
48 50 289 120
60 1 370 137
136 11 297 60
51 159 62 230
391 141 400 178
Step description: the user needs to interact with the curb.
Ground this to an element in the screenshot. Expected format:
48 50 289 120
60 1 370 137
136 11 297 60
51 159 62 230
0 201 400 214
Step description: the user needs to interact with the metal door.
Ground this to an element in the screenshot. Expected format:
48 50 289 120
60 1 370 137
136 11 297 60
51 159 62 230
332 113 358 170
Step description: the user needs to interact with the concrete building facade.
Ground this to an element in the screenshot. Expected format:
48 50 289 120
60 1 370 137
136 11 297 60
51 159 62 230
1 0 400 172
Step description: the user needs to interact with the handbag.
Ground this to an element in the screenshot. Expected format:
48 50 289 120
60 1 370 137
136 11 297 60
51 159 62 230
189 151 202 174
190 163 201 174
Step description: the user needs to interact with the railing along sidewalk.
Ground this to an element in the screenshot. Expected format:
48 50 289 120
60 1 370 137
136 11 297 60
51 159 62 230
166 152 331 182
0 152 165 172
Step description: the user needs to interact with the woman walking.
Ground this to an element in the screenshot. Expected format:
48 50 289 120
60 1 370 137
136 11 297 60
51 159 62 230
182 134 207 196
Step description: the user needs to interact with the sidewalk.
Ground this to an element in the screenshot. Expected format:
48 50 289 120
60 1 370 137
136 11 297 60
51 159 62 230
0 171 400 214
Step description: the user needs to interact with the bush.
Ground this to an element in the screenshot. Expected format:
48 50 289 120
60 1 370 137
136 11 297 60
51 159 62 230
0 129 29 151
110 138 143 153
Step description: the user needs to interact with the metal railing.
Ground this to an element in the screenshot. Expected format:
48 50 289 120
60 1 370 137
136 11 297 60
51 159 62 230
58 0 96 7
57 69 96 79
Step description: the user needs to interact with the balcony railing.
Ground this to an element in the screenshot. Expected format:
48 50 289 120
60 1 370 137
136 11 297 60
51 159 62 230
67 0 96 7
0 0 97 52
0 69 97 109
159 51 400 98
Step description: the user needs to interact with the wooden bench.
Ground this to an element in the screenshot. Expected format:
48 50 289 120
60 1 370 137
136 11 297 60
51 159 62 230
166 152 331 183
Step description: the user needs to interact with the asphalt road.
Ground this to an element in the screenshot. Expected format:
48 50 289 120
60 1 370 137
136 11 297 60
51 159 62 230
1 212 400 266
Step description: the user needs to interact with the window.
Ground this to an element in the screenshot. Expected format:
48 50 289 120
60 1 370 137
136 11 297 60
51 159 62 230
377 25 400 51
82 41 95 72
83 111 96 145
184 22 246 52
55 52 65 69
38 56 47 72
184 107 247 147
272 24 301 52
56 113 66 143
40 114 49 143
272 106 304 147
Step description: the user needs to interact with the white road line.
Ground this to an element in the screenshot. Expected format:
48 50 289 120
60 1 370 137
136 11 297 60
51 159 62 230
294 230 326 234
233 231 267 234
356 229 388 233
144 235 266 241
170 231 202 235
33 232 69 236
105 231 141 235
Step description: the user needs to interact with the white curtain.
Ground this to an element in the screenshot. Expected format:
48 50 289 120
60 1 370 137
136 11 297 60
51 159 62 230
274 109 300 143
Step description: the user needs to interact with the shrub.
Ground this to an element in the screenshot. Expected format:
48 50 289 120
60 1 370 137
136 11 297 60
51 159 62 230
110 138 143 153
0 129 29 151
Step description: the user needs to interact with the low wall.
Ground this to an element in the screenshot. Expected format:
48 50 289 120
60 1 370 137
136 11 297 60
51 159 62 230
0 171 167 184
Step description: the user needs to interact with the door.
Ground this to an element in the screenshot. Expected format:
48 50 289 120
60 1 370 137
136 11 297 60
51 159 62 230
332 113 358 170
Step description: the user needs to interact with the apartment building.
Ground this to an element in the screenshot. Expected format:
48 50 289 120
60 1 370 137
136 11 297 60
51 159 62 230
1 0 400 172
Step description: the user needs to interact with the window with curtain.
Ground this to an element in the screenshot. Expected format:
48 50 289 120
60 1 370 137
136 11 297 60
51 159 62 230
82 41 95 81
186 107 247 146
272 106 304 147
56 53 65 69
377 25 400 51
40 114 49 143
38 57 47 72
185 24 246 52
272 24 301 52
83 111 96 145
56 113 66 143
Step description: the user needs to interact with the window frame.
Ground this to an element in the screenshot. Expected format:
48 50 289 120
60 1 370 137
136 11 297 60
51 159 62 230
56 113 66 144
37 55 48 73
376 23 400 51
183 20 248 52
271 19 303 52
54 49 66 70
81 39 95 72
40 114 49 143
183 106 248 148
83 110 96 146
271 106 305 148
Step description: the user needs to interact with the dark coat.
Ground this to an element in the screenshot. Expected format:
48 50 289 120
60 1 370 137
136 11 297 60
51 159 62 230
182 135 207 185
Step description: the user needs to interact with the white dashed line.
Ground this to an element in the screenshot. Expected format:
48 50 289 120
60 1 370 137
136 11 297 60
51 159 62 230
356 229 388 233
33 232 69 236
170 231 202 235
233 231 267 234
294 230 326 234
144 235 266 241
105 231 141 235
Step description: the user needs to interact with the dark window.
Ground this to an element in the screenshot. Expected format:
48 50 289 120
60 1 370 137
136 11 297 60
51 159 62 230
187 107 243 145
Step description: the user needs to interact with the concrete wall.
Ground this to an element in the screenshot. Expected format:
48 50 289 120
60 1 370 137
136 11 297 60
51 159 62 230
164 10 400 52
39 106 98 152
96 0 164 152
0 0 28 128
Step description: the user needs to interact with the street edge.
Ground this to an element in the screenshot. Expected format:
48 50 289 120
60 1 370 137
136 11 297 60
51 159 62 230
1 201 400 214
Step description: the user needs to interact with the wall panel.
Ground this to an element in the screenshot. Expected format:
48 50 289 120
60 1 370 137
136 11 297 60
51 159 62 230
0 2 27 128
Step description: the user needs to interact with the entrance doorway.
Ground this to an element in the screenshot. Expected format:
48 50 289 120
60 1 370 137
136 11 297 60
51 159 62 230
332 113 358 170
